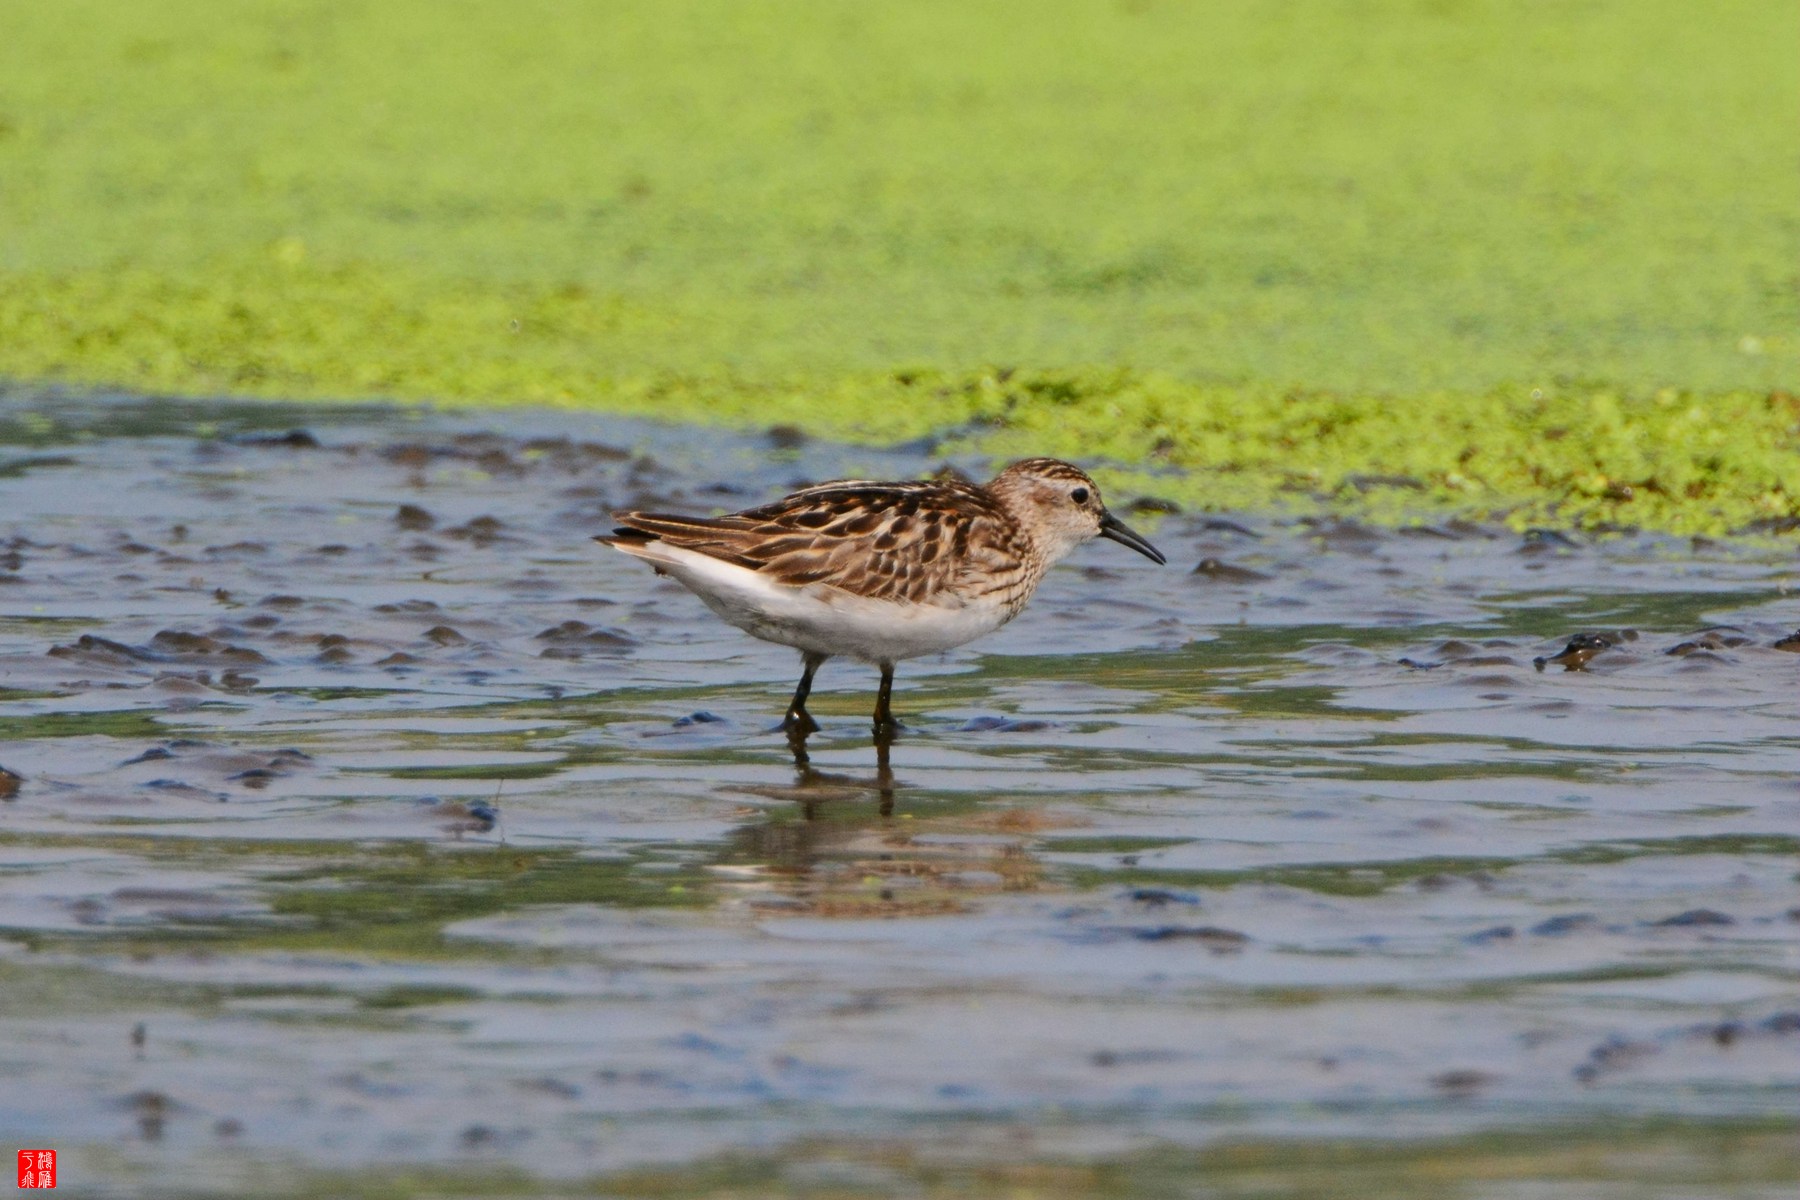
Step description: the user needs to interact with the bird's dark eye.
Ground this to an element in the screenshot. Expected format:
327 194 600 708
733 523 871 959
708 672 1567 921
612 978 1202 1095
1070 487 1090 505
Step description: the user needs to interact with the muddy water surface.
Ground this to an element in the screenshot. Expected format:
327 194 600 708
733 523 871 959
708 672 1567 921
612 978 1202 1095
0 391 1796 1197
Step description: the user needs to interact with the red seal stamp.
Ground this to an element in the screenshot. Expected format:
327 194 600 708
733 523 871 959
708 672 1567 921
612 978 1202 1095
15 1150 55 1189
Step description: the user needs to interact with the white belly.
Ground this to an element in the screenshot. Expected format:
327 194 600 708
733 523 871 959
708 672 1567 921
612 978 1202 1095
615 541 1013 662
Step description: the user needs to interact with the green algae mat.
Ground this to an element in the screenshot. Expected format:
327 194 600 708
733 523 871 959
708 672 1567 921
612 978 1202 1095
2 0 1796 531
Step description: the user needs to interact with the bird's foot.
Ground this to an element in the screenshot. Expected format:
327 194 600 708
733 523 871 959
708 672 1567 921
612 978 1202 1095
779 709 820 736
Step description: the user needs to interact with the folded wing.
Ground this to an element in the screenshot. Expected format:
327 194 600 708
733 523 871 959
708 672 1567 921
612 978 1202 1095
600 480 1024 604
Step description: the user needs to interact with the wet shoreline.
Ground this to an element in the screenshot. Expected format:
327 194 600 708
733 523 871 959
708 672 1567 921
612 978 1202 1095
1 390 1796 1195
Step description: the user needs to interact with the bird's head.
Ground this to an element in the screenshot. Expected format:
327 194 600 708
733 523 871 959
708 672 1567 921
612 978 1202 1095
987 458 1166 566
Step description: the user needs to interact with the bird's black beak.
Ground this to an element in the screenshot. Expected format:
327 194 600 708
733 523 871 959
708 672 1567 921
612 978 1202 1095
1098 510 1166 565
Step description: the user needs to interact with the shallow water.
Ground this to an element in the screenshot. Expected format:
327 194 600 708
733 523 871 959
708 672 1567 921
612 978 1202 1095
0 390 1796 1198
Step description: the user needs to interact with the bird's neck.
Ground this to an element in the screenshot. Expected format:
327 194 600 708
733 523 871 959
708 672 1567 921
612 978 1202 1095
988 478 1081 569
976 482 1060 617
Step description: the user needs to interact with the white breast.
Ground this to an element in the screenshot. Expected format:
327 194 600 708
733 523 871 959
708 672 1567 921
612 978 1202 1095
610 540 1013 662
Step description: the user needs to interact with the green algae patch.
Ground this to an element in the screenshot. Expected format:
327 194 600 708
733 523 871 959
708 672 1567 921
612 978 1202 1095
67 1119 1794 1199
582 1121 1800 1200
4 274 1795 531
2 0 1797 533
947 369 1800 536
0 830 714 962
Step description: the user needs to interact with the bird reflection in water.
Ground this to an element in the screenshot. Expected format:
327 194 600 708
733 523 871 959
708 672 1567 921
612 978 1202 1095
722 723 1048 919
782 719 896 817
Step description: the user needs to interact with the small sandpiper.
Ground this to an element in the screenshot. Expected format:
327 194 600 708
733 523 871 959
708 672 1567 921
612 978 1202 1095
597 458 1166 734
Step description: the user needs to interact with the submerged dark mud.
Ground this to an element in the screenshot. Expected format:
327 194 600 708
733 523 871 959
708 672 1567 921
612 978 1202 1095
0 390 1796 1197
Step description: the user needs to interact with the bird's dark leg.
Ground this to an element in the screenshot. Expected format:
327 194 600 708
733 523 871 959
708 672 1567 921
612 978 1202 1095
874 733 895 818
783 652 825 736
872 661 899 740
786 724 813 772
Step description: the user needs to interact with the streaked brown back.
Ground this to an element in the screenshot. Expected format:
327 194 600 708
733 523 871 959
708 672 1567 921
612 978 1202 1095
606 479 1035 605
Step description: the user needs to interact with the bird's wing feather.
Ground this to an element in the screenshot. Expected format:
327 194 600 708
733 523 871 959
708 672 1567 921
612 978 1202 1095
602 481 1027 604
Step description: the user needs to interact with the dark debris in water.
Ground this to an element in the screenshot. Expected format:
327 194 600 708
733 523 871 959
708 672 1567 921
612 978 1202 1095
47 630 272 668
443 515 510 546
1520 528 1581 550
1573 1035 1658 1084
1528 624 1798 668
414 796 500 836
1429 1069 1499 1097
1573 1010 1800 1085
229 429 321 450
1533 630 1635 672
1191 557 1272 583
1666 627 1753 656
1127 495 1182 515
121 746 174 765
957 715 1053 733
535 619 635 657
1651 908 1735 928
1125 888 1200 907
1463 925 1516 945
1197 517 1261 538
1128 926 1250 952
